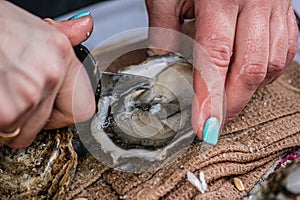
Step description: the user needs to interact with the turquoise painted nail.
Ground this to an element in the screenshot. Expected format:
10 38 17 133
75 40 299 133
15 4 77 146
203 117 220 145
68 11 90 20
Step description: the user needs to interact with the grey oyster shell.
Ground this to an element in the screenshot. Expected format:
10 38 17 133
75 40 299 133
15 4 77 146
78 54 195 173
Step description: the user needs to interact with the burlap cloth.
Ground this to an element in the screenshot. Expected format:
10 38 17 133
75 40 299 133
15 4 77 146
63 61 300 200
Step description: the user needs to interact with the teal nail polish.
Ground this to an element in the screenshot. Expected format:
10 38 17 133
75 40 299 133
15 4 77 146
203 117 220 145
68 11 90 20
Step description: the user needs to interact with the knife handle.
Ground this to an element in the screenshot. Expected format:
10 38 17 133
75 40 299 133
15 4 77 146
73 44 101 109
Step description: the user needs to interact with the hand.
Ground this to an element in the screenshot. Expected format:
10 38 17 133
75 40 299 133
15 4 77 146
146 0 298 144
0 1 95 148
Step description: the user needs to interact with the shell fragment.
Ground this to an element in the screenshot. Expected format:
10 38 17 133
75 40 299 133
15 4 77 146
233 177 245 192
187 171 208 193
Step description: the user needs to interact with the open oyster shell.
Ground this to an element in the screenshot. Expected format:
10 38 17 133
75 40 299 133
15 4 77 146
78 54 195 173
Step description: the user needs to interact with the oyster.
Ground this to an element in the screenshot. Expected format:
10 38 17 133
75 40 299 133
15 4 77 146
77 54 195 173
0 128 77 199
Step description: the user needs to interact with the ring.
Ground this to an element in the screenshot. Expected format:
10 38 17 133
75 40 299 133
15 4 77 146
0 128 21 143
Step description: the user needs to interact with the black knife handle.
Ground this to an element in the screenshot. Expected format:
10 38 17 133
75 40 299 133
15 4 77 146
73 44 101 110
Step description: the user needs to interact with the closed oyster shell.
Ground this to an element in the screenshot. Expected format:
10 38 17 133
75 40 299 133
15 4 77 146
0 128 77 200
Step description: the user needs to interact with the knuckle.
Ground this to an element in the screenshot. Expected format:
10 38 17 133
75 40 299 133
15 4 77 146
44 64 62 90
50 32 71 54
289 42 298 57
21 81 41 107
268 57 286 74
24 93 40 109
242 63 267 90
287 42 298 63
45 33 71 89
204 38 232 68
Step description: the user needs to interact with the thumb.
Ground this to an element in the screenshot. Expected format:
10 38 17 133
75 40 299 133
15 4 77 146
44 14 94 46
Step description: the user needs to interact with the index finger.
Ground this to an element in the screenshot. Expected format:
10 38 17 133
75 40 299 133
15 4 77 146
192 0 238 145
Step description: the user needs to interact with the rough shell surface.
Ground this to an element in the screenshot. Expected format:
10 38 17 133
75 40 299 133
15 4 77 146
0 128 77 200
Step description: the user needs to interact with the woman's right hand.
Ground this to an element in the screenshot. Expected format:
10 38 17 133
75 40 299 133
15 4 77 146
0 1 95 149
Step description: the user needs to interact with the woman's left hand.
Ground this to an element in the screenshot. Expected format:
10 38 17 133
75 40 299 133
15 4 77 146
146 0 298 144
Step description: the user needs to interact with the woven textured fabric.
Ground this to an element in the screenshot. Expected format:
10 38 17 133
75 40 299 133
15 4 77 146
65 62 300 199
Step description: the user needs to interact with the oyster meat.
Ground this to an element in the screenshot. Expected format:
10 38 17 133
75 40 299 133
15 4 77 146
78 54 195 173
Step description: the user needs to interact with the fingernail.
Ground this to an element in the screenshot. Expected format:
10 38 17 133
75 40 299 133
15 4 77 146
68 11 91 20
203 117 220 145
